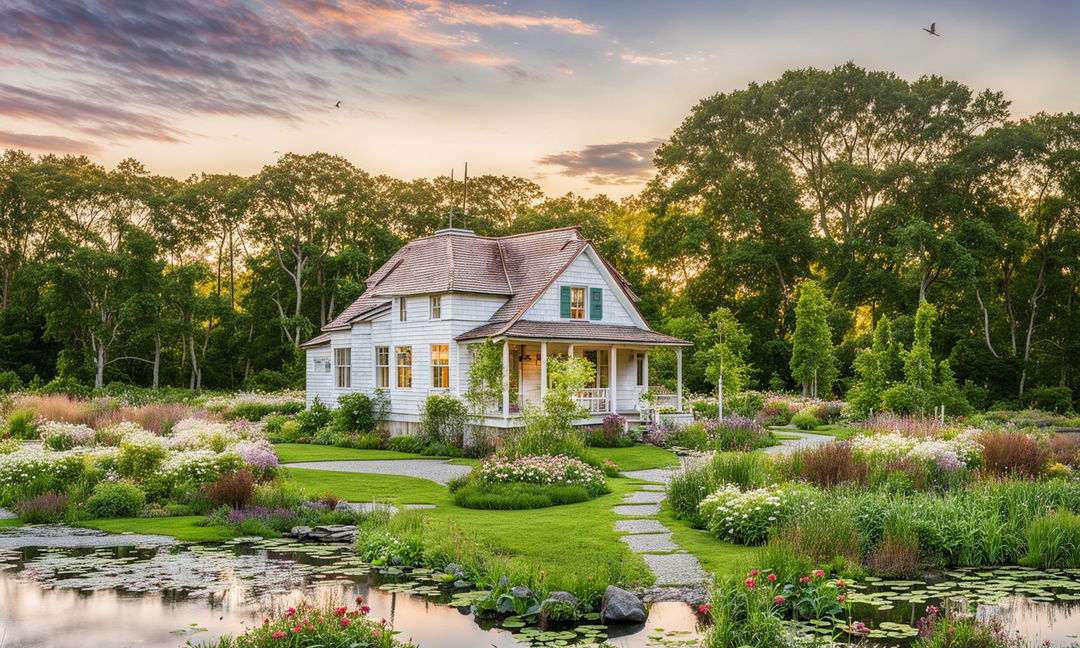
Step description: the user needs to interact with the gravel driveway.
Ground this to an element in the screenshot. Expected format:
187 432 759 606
283 459 473 485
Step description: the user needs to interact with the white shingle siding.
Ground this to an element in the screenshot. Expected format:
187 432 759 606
523 250 637 326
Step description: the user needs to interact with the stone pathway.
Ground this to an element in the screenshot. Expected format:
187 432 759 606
283 458 473 485
762 429 835 454
616 466 710 587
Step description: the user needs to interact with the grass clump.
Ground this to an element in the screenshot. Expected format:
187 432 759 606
85 482 146 518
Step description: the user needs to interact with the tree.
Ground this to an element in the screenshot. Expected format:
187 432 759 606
847 317 897 416
698 308 752 417
789 281 837 398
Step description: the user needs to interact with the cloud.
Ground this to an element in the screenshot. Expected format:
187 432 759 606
0 130 102 154
537 138 664 186
0 0 597 146
555 64 574 75
620 52 677 65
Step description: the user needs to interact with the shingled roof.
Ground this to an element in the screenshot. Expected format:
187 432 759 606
303 226 676 348
457 320 692 346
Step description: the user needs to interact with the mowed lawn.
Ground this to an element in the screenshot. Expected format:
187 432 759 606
275 443 432 463
587 445 680 471
80 516 236 541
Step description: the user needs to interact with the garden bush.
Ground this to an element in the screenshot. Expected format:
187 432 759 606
790 410 820 430
785 442 868 488
452 481 592 510
117 435 168 478
85 481 147 518
297 398 333 435
584 414 634 448
980 431 1049 479
15 492 69 523
0 370 23 394
704 574 794 648
699 483 815 545
419 393 468 447
1023 385 1073 414
668 452 773 526
385 435 427 454
726 391 765 418
38 421 95 450
332 392 378 435
757 399 794 426
206 470 255 509
473 454 609 497
194 600 406 648
3 407 37 439
241 368 292 392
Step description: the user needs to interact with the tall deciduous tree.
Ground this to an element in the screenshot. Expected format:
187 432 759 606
789 281 837 398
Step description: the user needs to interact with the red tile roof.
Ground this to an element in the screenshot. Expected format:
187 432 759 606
456 320 692 346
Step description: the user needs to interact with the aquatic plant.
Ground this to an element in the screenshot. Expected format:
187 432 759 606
198 600 405 648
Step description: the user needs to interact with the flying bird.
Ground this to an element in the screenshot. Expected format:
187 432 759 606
335 101 341 108
922 22 940 36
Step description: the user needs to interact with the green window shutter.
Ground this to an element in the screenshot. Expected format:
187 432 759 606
560 285 572 318
590 287 603 320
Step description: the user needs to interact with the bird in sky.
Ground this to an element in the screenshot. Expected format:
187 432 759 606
923 22 940 36
335 101 341 108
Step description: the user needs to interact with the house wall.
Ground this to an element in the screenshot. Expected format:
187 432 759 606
524 250 638 326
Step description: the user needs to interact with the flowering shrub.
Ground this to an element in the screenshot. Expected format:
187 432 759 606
169 418 238 451
0 447 98 496
699 483 815 545
475 454 608 496
37 421 95 451
233 438 279 470
703 415 773 451
200 600 405 648
202 391 305 421
851 432 917 463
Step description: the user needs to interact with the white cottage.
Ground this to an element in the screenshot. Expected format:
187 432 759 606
302 226 691 432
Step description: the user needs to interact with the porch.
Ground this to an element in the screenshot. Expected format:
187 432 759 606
490 339 686 424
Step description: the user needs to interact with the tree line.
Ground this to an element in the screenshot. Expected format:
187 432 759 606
0 63 1076 408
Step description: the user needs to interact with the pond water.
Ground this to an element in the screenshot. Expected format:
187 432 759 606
0 534 700 648
804 566 1080 646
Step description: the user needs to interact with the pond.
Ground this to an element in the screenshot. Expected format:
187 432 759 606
0 532 701 648
799 566 1080 645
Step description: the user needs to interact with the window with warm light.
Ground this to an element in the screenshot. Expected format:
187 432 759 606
431 344 449 388
570 286 586 319
396 346 412 388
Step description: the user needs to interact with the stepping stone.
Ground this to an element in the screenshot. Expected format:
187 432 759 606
613 504 660 517
642 485 666 492
344 502 399 514
622 490 665 504
615 519 669 534
403 504 436 509
620 533 677 553
622 468 676 484
643 553 710 586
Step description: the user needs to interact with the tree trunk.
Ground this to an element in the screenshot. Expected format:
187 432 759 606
152 333 161 390
94 336 106 389
1018 257 1048 400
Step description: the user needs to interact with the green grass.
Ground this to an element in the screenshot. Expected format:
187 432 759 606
0 519 22 528
657 501 757 578
79 516 236 542
587 445 680 471
274 443 433 463
285 467 452 505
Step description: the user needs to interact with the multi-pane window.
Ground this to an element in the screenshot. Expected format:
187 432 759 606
399 298 407 322
569 286 586 319
334 348 351 389
430 295 442 319
396 346 412 388
375 346 390 388
431 344 449 388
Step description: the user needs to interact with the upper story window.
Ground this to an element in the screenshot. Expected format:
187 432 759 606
399 298 407 322
375 346 390 388
396 346 412 388
561 285 602 320
431 344 449 388
334 348 351 389
430 295 442 319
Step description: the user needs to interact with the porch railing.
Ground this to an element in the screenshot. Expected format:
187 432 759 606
653 393 680 411
574 388 610 414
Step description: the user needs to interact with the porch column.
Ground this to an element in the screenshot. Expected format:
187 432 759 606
609 345 618 413
643 351 649 389
567 344 575 357
502 340 510 420
676 347 684 412
540 341 548 403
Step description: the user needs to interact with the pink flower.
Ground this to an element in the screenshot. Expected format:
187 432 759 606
745 577 756 589
698 604 712 613
341 618 351 628
291 626 302 633
285 608 296 617
836 579 846 587
307 626 314 631
355 596 364 604
263 618 270 625
812 570 825 577
767 574 777 582
774 596 785 603
837 595 846 602
799 576 811 583
750 569 760 576
949 627 956 634
272 631 286 639
360 606 371 614
333 606 348 616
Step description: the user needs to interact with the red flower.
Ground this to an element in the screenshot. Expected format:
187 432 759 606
341 618 351 628
285 608 296 617
766 574 776 582
263 619 270 625
744 577 756 589
697 604 712 613
380 618 387 625
837 595 846 602
949 627 956 634
774 596 785 603
334 606 348 616
271 631 286 639
749 569 760 576
799 576 811 583
317 617 324 622
307 626 315 631
836 579 846 587
355 596 364 604
812 570 825 577
291 626 302 633
360 606 371 614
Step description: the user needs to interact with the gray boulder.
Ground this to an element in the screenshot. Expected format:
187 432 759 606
510 586 534 599
445 563 466 577
545 591 580 607
600 585 647 624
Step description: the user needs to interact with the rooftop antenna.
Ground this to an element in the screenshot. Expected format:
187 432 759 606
448 168 455 229
461 162 468 230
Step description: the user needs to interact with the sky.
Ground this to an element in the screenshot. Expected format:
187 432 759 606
0 0 1077 198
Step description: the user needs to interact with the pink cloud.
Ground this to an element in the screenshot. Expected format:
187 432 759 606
620 52 677 65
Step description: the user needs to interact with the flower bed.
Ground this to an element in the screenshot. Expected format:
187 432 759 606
37 421 95 450
197 600 405 648
699 483 814 545
474 454 608 495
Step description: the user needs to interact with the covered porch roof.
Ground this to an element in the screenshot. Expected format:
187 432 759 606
456 319 691 346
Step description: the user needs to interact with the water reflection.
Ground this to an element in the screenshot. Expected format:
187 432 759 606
0 541 700 648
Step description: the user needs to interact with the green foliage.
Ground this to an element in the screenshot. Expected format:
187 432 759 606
85 482 147 518
297 397 333 435
1021 511 1080 568
726 391 765 418
242 369 293 392
1024 386 1074 414
3 407 38 439
331 392 377 435
116 439 167 479
464 339 503 416
790 410 820 430
699 307 753 396
452 481 593 510
704 576 793 648
789 281 837 399
508 355 593 459
419 393 469 447
848 318 896 416
0 371 23 394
